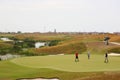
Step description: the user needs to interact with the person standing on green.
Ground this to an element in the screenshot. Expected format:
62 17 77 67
87 51 90 59
75 52 79 62
104 52 108 63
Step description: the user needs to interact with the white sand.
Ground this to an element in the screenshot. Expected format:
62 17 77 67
110 42 120 45
20 78 59 80
108 53 120 56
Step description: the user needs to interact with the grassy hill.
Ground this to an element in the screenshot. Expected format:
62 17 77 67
27 33 120 55
0 33 120 55
32 42 87 55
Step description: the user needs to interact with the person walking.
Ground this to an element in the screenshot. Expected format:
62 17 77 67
75 52 79 62
104 52 108 63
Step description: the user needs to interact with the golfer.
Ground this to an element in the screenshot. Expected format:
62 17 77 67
88 51 90 59
104 52 108 63
75 52 79 62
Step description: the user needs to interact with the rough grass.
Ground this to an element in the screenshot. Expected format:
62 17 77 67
29 34 120 55
32 42 87 55
14 33 67 41
86 42 120 54
108 46 120 53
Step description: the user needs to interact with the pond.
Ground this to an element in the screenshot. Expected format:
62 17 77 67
0 37 13 41
35 42 49 48
0 38 49 48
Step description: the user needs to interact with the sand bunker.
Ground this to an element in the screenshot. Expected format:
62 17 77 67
108 53 120 56
17 78 59 80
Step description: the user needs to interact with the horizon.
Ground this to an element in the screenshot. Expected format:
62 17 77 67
0 31 119 33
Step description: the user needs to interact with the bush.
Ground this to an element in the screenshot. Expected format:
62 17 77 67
0 43 13 55
22 38 35 48
11 45 22 53
48 40 60 46
20 50 35 56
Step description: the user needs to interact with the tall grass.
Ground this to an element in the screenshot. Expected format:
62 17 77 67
32 42 87 55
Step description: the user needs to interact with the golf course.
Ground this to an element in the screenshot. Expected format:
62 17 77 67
0 33 120 80
1 0 120 79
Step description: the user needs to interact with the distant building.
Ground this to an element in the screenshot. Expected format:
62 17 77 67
54 29 56 33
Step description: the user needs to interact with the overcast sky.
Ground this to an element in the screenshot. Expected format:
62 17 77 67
0 0 120 32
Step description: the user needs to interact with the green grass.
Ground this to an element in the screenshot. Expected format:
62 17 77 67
0 60 103 80
0 54 120 80
11 54 120 72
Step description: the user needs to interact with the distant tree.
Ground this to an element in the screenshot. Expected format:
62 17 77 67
17 31 22 34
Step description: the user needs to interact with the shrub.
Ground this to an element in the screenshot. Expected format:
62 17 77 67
48 40 60 46
20 50 35 56
0 43 13 55
22 38 35 48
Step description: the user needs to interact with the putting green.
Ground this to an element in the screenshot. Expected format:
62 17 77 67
11 54 120 72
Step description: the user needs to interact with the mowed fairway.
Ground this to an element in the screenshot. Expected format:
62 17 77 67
11 54 120 72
